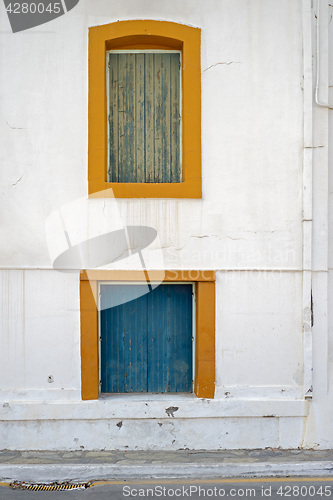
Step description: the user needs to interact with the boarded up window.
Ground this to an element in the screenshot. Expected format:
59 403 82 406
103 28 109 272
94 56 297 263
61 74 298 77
100 284 193 393
107 51 182 183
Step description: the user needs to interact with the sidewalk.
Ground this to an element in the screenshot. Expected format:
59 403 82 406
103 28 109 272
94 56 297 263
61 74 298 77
1 449 333 482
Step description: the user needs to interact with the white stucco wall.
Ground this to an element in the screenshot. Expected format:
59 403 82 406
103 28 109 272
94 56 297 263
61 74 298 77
0 0 331 450
0 0 304 269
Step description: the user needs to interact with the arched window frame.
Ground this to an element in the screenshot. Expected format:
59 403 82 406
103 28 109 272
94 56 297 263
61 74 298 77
88 20 201 198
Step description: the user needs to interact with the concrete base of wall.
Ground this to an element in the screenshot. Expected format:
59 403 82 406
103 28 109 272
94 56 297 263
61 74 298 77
0 416 308 451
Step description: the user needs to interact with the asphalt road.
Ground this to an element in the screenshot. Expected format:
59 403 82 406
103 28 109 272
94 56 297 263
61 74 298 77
1 478 333 500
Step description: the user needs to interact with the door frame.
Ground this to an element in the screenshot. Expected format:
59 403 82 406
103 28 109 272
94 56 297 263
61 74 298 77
80 270 215 399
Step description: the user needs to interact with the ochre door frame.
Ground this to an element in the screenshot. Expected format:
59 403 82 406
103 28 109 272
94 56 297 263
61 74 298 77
80 270 215 399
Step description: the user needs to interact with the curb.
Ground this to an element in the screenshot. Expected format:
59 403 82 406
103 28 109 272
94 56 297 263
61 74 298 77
1 461 333 482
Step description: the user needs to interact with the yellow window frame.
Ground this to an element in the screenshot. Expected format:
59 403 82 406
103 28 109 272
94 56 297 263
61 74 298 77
88 20 202 198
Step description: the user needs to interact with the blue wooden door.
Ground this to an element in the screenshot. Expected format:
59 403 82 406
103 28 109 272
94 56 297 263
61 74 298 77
100 284 193 393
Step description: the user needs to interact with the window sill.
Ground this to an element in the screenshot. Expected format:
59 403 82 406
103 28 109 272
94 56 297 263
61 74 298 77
99 393 197 401
88 180 202 199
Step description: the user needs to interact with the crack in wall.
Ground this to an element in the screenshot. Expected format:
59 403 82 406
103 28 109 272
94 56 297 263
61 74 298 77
203 61 241 72
11 177 23 187
6 122 25 130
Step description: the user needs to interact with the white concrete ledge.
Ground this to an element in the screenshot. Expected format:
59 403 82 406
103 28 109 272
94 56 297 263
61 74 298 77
0 399 309 421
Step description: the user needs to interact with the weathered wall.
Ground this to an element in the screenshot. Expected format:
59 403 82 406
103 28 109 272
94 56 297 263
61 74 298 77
0 0 331 450
0 0 303 269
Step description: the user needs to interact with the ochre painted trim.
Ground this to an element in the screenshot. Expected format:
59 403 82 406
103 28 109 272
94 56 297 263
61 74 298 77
195 281 216 398
80 280 99 400
88 20 201 198
80 270 215 282
80 271 215 400
105 34 183 51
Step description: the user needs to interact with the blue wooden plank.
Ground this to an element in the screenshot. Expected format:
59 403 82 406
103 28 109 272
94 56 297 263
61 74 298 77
173 285 193 391
100 285 148 393
147 284 192 393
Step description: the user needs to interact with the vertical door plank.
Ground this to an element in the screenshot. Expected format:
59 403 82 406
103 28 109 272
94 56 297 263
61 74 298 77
108 53 119 182
118 53 136 182
170 53 181 182
100 287 123 392
123 288 148 392
101 285 148 393
154 53 172 183
144 54 155 182
173 284 193 391
147 284 166 392
161 53 171 182
135 53 145 182
148 284 192 392
154 53 162 183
